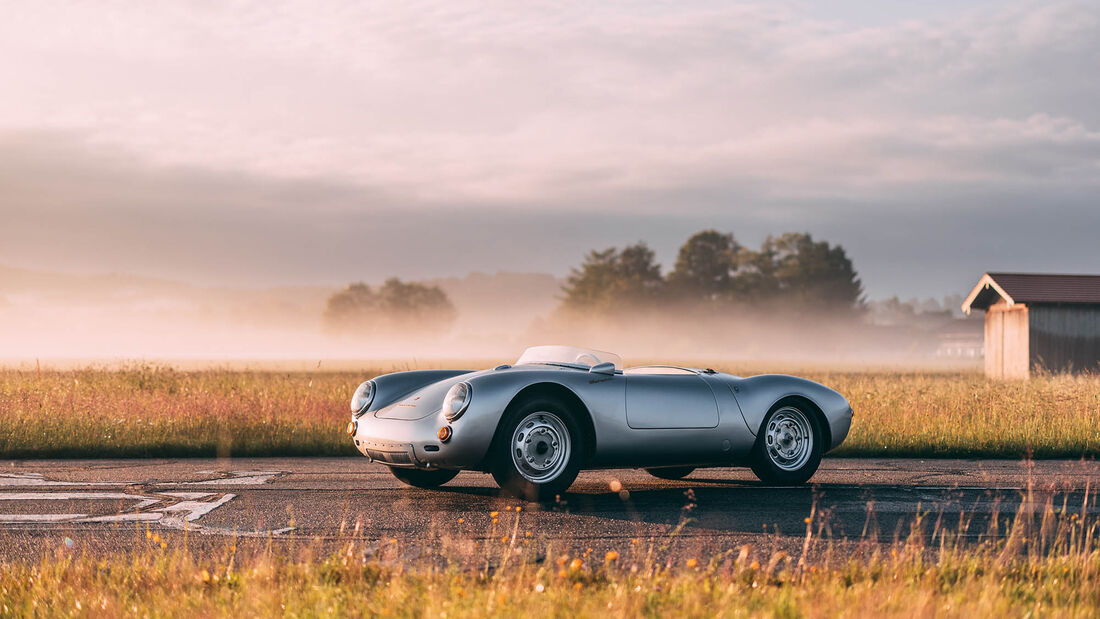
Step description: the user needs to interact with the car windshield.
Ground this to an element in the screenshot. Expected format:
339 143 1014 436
515 345 623 370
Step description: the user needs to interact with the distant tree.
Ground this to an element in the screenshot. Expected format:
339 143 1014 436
756 232 864 311
323 278 456 337
560 243 664 314
667 230 741 302
556 230 864 320
323 283 376 331
375 278 456 329
730 241 780 301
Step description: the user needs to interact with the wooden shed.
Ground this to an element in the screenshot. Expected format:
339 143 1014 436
962 273 1100 379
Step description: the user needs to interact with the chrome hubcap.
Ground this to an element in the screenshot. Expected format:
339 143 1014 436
765 406 813 471
511 411 571 483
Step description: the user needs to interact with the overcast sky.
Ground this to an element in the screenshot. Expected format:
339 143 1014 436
1 0 1098 300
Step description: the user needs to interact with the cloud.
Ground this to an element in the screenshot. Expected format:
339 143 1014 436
2 1 1098 202
0 1 1098 297
1 130 1097 303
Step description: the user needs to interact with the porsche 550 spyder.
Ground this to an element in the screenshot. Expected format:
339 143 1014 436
347 346 853 500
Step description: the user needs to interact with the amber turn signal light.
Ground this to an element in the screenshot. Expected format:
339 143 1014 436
346 421 357 437
437 426 452 442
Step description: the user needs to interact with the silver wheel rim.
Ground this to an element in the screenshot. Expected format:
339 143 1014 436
765 406 813 471
511 411 572 483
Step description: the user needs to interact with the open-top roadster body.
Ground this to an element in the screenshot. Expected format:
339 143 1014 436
347 346 853 500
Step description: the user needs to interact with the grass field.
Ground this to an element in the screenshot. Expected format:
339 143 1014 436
1 363 1098 459
2 494 1100 617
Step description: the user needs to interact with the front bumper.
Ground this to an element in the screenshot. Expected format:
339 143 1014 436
357 437 420 468
349 410 491 470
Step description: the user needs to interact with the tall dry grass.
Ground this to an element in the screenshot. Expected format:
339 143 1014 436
2 486 1100 617
0 363 1097 458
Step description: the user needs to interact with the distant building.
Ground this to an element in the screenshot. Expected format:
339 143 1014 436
935 319 984 359
962 273 1100 379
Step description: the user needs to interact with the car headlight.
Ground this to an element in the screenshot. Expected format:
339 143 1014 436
350 380 375 416
442 382 472 421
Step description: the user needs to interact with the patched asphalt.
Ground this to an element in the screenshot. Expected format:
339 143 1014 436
2 458 1098 561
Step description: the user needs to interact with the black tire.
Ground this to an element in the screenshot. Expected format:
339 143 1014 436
390 467 459 488
645 466 696 480
490 397 584 502
749 401 824 485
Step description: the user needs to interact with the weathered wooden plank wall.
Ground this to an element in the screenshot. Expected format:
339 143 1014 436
1030 304 1100 374
985 303 1029 379
985 308 1003 378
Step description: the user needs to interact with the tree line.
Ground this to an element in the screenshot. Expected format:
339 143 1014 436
559 230 863 316
323 278 456 337
323 229 864 337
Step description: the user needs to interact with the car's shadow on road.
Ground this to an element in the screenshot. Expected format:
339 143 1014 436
424 481 1047 539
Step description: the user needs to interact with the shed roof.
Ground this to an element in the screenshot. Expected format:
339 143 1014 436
963 272 1100 314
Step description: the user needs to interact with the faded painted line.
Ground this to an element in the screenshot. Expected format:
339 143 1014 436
83 512 163 523
0 490 292 537
0 473 132 487
1 471 287 487
161 492 215 500
163 494 236 523
182 471 283 486
0 514 85 522
0 492 160 512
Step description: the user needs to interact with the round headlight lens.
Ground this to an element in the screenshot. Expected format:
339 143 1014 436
442 382 472 421
351 380 375 416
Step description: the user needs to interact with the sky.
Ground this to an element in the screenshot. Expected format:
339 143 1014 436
1 0 1098 300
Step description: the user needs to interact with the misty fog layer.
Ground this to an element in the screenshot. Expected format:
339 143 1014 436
0 264 976 365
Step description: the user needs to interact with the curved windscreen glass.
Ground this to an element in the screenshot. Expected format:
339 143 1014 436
516 345 623 370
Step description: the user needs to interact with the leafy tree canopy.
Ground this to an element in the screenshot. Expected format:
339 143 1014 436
560 243 664 313
560 230 863 317
761 232 863 311
323 277 456 337
668 229 741 302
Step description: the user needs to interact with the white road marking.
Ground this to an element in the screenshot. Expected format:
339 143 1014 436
0 491 223 525
82 512 163 523
0 473 130 487
0 491 143 501
161 492 215 499
162 494 236 522
184 471 282 485
0 514 85 522
0 471 291 535
2 471 286 487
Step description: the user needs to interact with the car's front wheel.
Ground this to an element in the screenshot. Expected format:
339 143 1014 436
749 402 823 485
491 397 583 501
390 467 459 488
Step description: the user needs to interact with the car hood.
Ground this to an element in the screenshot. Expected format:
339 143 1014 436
373 371 479 421
371 363 592 421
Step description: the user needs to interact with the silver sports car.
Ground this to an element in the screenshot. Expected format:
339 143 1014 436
347 345 853 500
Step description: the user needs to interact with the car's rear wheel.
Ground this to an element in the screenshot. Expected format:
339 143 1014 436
390 467 459 488
645 466 695 480
491 397 583 501
750 402 823 485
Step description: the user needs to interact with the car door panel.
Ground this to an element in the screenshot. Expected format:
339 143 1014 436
625 374 719 429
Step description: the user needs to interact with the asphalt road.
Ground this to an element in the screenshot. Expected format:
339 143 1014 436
2 458 1098 560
